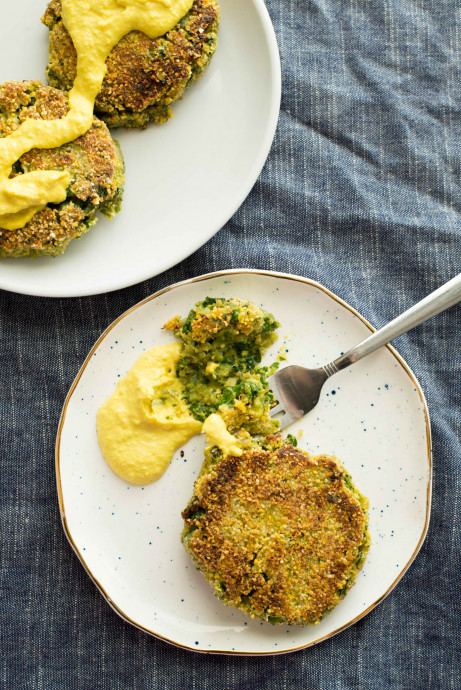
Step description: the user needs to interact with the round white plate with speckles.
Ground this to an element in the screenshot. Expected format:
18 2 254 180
0 0 280 297
56 270 432 654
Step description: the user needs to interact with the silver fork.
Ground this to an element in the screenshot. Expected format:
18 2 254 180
268 273 461 429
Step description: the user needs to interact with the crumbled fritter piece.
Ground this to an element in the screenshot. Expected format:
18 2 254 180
0 81 124 257
42 0 220 129
182 444 370 625
163 314 181 332
164 297 280 435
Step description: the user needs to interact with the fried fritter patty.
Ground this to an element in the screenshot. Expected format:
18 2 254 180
0 81 124 258
182 443 370 625
42 0 220 129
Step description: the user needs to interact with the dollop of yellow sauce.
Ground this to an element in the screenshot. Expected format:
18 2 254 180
202 414 243 458
0 0 193 230
96 343 202 485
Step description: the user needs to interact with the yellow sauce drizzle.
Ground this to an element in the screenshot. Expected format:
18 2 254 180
0 0 193 230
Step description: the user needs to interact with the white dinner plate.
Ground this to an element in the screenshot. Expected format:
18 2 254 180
0 2 280 297
56 270 432 654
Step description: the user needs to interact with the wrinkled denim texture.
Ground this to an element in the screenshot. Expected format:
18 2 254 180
1 0 460 688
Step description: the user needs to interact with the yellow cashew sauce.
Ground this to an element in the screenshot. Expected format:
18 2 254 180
97 343 202 485
202 414 243 458
97 343 242 485
0 0 193 230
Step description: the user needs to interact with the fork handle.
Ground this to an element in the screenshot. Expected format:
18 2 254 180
330 272 461 373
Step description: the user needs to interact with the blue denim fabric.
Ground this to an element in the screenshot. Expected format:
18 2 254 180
1 0 460 688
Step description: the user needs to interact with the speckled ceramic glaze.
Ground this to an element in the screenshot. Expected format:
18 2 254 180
56 270 432 654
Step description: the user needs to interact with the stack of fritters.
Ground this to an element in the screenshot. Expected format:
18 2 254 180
0 1 220 254
182 442 370 625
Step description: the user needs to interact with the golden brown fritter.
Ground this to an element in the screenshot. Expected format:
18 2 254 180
42 0 220 129
182 443 370 625
0 81 124 257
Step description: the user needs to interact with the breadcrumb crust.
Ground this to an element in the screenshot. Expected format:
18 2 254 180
182 443 370 625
